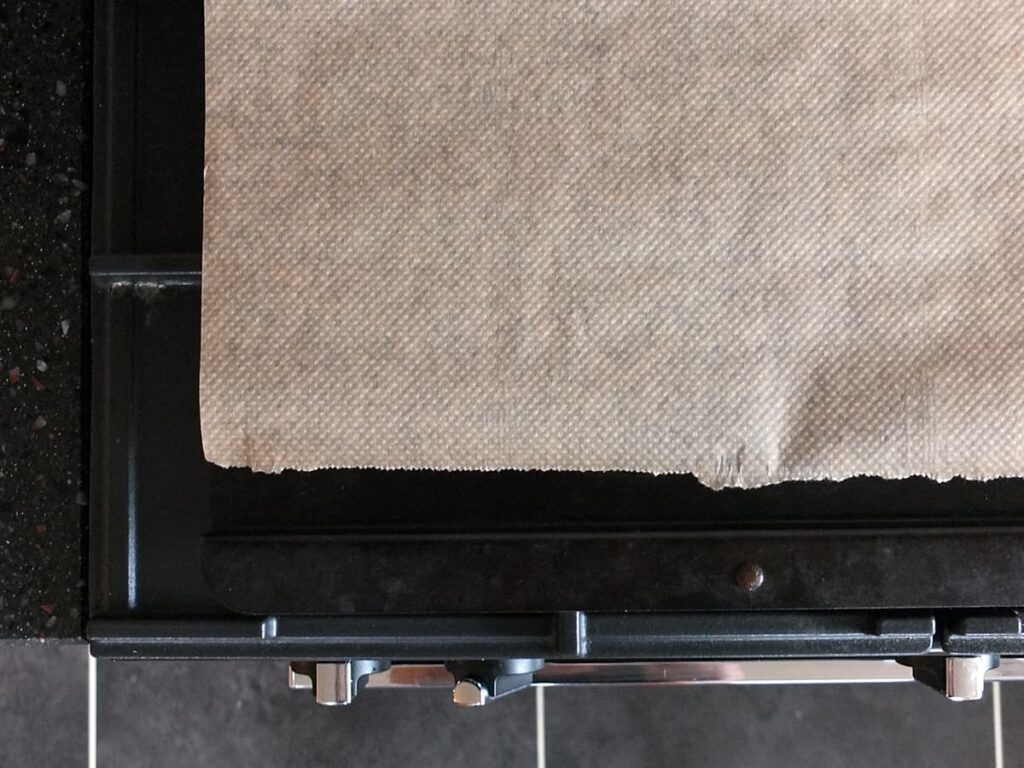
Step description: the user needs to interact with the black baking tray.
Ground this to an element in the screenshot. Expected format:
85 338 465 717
88 0 1024 660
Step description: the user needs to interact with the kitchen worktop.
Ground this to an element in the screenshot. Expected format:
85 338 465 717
0 0 88 640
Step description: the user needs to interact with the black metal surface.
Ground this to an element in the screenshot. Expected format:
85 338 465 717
943 612 1024 655
93 0 204 255
88 611 936 660
89 0 1024 659
202 528 1024 614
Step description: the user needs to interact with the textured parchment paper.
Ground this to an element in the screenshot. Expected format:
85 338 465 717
201 1 1024 487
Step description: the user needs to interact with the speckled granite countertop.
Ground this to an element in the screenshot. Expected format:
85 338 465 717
0 1 87 640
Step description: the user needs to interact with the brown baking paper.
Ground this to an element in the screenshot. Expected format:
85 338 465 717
201 1 1024 487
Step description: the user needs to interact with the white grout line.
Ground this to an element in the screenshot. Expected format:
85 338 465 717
88 653 97 768
535 686 546 768
993 681 1004 768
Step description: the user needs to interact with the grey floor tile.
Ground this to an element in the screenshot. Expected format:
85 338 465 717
0 642 88 767
995 681 1024 767
97 660 535 768
545 682 994 768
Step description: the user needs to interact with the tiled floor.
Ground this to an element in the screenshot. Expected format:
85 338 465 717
0 645 1014 767
96 660 536 768
543 684 993 768
997 682 1024 767
0 643 88 767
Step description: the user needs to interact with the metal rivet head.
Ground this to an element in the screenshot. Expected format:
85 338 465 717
734 562 764 591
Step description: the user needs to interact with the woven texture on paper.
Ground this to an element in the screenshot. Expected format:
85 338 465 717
201 1 1024 487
